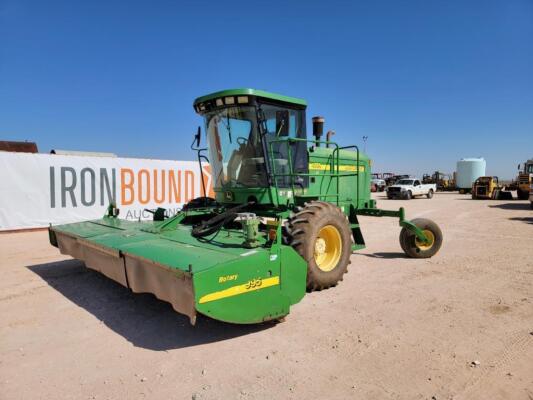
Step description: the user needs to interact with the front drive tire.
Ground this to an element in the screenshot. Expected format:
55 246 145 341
286 201 352 291
405 191 412 200
399 218 443 258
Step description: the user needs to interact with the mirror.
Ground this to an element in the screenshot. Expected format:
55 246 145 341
275 110 290 136
195 126 201 147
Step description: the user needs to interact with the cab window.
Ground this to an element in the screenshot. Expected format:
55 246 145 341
259 103 308 188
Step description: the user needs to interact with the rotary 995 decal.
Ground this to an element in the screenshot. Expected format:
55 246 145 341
199 276 280 304
218 274 238 283
245 278 262 289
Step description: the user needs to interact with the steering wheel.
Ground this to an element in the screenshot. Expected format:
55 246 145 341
236 136 248 145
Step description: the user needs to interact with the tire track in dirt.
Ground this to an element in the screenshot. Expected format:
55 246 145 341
453 329 533 400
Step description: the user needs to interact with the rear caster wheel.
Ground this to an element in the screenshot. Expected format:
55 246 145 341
400 218 443 258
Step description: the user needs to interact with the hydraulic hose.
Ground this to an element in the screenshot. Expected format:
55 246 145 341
191 202 253 238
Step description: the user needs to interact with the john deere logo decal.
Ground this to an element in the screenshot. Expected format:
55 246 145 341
225 191 234 201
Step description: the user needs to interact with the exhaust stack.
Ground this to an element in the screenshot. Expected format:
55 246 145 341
312 116 324 147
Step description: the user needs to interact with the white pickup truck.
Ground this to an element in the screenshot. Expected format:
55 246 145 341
386 178 436 200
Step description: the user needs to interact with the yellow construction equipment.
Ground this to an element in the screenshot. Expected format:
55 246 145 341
472 176 512 200
516 159 533 200
422 171 456 191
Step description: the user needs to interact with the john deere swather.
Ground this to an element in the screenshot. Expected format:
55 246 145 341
49 89 443 324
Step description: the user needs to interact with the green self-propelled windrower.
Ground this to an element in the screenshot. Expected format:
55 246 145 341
49 88 443 324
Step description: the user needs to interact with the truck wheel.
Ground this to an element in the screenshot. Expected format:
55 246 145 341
427 189 434 199
399 218 443 258
286 201 352 291
517 188 529 200
405 191 412 200
387 194 393 199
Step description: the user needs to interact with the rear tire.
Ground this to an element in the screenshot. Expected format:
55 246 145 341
517 188 529 200
427 189 434 199
285 201 352 291
399 218 443 258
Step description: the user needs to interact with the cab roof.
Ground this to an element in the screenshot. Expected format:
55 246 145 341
193 88 307 108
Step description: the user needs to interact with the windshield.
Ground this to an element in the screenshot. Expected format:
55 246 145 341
526 163 533 173
397 179 414 185
205 106 268 188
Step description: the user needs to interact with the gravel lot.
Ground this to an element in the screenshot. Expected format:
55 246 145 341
1 192 532 400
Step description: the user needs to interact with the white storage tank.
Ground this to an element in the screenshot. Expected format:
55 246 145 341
456 158 486 190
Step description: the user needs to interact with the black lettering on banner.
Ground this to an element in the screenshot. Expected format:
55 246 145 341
100 168 116 206
61 167 77 207
50 166 55 208
80 168 96 206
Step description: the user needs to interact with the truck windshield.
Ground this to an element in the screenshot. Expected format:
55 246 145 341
205 106 268 188
397 179 414 185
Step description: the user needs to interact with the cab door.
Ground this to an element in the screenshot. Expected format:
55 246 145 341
413 180 422 195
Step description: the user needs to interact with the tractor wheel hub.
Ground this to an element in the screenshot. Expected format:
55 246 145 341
314 238 326 255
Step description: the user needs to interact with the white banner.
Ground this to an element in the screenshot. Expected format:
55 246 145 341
0 152 213 231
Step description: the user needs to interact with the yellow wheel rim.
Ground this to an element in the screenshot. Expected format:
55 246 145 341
314 225 342 272
415 230 435 251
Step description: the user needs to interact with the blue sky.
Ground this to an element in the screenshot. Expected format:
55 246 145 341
1 0 532 179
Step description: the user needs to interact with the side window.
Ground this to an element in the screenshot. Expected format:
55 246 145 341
414 180 420 186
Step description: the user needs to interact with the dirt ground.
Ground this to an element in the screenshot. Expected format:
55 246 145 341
1 192 532 400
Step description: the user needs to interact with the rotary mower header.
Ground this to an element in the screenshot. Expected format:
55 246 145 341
49 88 443 324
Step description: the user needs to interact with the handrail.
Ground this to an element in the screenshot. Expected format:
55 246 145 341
267 137 361 206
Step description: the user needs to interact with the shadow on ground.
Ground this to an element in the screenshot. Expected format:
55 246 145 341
508 217 533 224
488 202 530 210
358 252 407 259
27 260 274 351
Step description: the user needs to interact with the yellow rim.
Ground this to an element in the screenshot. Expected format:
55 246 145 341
314 225 342 272
415 229 435 251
